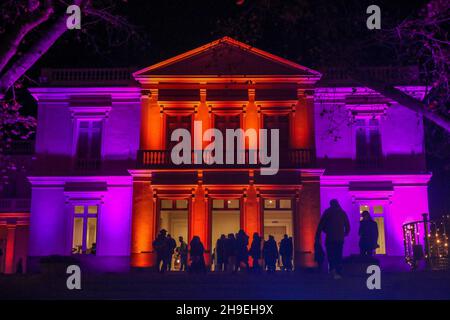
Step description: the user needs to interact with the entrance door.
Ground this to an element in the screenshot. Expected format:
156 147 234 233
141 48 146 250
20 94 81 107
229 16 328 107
264 226 287 245
263 114 290 154
263 198 294 270
211 199 240 270
0 238 5 273
159 199 189 271
166 115 192 151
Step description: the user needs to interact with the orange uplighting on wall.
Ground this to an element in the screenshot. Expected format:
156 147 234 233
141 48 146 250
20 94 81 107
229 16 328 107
131 178 155 267
130 36 323 270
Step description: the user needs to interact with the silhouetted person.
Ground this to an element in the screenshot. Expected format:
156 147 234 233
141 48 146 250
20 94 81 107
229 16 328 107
263 235 279 273
314 237 325 272
189 236 206 273
316 199 350 279
16 258 23 274
359 211 379 257
225 233 237 272
176 236 188 271
236 229 249 271
249 232 263 273
91 242 97 255
215 234 226 272
279 234 293 271
166 234 177 271
153 229 169 273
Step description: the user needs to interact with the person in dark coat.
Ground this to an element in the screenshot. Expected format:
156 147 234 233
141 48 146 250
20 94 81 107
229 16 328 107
16 258 23 274
263 235 279 273
279 234 293 271
166 234 177 271
225 233 237 272
235 229 249 271
189 236 206 273
359 211 379 257
315 199 350 279
249 232 263 273
215 234 226 272
314 238 325 272
153 229 169 273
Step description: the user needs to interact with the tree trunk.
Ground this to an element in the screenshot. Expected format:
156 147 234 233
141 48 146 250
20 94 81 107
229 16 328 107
0 0 84 95
350 70 450 132
0 0 54 74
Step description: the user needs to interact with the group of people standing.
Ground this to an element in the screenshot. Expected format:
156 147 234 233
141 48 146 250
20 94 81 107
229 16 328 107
152 199 379 279
315 199 379 279
152 229 294 274
153 230 207 273
213 231 294 273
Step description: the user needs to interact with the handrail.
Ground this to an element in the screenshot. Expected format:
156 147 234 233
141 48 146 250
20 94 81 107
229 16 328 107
137 148 315 168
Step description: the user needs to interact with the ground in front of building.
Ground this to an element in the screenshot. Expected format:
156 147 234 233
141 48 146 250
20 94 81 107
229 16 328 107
1 268 449 300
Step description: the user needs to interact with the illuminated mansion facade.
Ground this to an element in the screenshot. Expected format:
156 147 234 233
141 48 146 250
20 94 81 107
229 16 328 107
0 37 431 272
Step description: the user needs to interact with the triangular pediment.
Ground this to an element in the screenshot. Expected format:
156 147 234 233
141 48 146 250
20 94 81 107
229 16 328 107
134 37 320 78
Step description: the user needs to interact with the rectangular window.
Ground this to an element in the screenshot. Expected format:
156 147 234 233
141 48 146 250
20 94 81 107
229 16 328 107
264 199 277 209
355 119 382 168
72 217 84 254
264 199 292 210
166 115 192 150
76 120 103 169
263 114 290 152
214 114 241 137
72 204 98 255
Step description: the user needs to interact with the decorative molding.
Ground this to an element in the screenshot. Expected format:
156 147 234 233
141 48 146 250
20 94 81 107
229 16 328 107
69 106 112 119
320 174 432 186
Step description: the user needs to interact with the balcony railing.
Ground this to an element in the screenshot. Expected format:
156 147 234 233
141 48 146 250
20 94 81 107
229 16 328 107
40 68 136 86
356 156 383 170
0 198 31 213
137 149 315 169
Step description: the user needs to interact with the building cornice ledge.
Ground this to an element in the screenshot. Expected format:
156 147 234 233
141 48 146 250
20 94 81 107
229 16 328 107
320 173 432 185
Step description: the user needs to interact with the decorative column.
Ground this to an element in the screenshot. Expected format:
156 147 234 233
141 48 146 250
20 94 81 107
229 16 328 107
191 171 210 264
295 169 324 268
130 172 156 267
196 86 210 149
5 222 16 274
140 88 163 150
243 171 261 238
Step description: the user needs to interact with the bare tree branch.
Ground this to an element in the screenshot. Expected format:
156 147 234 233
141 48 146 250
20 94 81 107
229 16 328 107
0 0 85 96
351 70 450 132
0 0 54 75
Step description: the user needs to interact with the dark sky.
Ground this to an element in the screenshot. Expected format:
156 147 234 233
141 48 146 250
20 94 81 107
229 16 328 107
30 0 429 71
20 0 448 218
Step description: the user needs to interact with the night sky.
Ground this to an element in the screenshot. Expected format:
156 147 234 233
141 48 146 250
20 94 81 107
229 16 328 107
18 0 449 218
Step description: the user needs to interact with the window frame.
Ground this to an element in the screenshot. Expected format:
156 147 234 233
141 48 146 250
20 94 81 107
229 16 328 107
71 203 100 255
354 118 383 168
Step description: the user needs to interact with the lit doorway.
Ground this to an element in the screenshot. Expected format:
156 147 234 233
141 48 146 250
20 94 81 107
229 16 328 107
159 199 189 271
211 199 240 270
359 204 386 254
263 198 294 270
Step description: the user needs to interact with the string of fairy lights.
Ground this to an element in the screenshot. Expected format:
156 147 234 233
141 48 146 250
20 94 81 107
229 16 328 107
403 215 449 269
